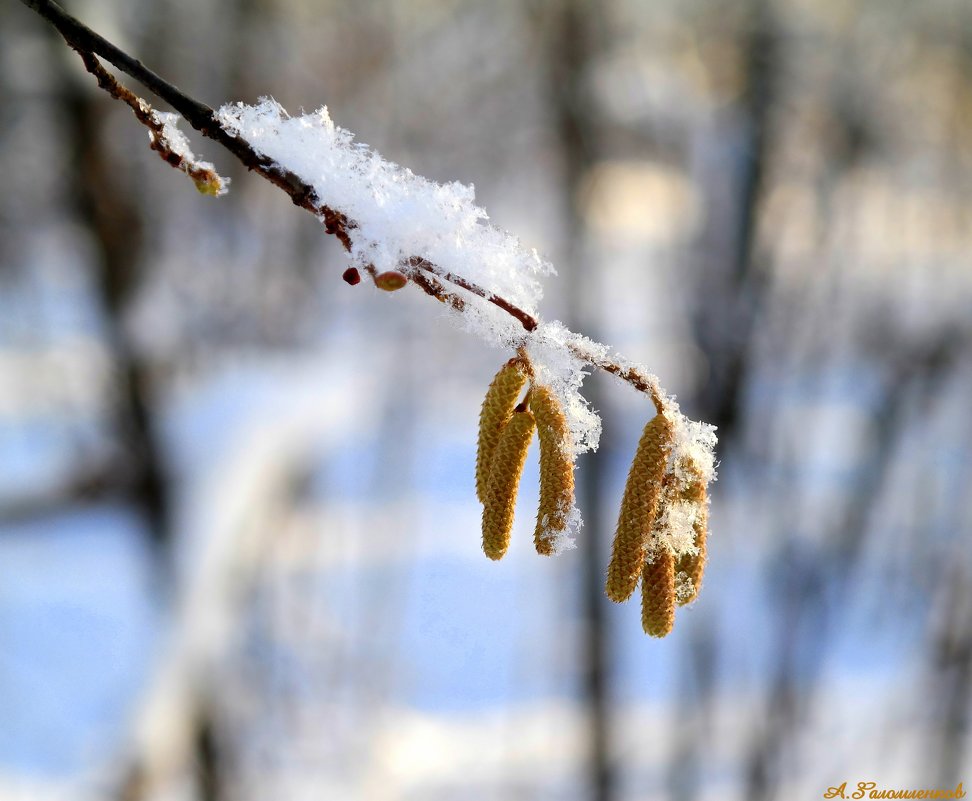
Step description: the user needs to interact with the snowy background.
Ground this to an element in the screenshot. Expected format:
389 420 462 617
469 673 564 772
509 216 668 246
2 1 972 800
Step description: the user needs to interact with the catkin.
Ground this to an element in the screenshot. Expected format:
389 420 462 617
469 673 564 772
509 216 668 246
476 359 529 503
606 413 673 603
530 385 575 555
641 548 676 637
482 409 536 560
676 472 708 606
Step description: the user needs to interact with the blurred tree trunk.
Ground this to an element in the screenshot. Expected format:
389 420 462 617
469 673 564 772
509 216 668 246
55 14 226 799
930 564 972 788
65 90 169 547
680 1 787 797
58 27 166 552
691 0 776 443
542 2 613 799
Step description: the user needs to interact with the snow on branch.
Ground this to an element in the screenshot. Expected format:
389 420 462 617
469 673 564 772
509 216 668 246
20 0 718 636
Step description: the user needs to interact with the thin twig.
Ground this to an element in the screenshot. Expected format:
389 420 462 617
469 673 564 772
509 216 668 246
18 0 667 411
17 0 354 247
74 49 225 194
406 257 538 331
568 346 666 413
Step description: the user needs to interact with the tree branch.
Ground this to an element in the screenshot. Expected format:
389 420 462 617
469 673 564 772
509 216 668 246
20 0 353 246
19 0 671 411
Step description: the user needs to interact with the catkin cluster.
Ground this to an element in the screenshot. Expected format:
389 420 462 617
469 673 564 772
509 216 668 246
476 359 575 561
606 415 710 638
475 358 710 638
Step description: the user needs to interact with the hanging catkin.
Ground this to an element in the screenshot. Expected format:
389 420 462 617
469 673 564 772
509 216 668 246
641 548 676 637
481 408 536 560
530 385 574 555
606 413 673 603
676 471 708 606
476 359 529 503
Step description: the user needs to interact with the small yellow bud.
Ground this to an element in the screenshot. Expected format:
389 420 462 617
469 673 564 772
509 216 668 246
481 409 535 560
375 271 408 291
193 176 223 196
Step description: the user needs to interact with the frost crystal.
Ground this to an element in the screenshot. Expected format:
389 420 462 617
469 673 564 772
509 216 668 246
215 98 717 549
674 570 696 605
154 112 194 163
548 503 581 555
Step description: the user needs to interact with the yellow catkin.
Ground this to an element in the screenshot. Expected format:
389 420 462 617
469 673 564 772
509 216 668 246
476 360 529 503
676 473 708 606
482 409 536 560
530 385 575 555
641 548 676 637
606 413 673 603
